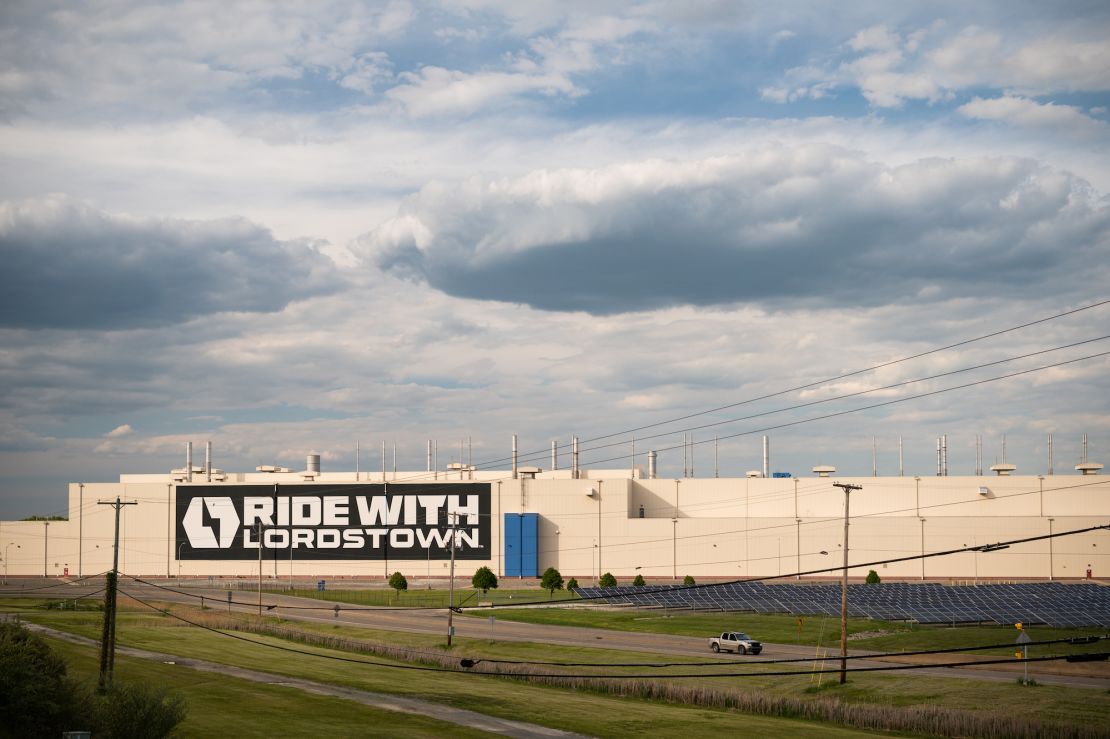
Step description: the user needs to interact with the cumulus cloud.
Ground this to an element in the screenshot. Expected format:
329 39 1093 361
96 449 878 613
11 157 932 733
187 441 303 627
105 424 134 438
355 146 1110 314
0 196 341 329
959 96 1110 139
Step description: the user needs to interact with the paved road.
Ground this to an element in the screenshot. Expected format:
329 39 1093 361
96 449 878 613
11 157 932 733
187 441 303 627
22 622 588 739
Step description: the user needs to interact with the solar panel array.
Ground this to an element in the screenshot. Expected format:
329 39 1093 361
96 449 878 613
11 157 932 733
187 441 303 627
572 582 1110 627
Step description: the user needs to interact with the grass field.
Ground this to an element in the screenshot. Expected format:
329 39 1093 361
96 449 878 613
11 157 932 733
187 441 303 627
11 597 1109 737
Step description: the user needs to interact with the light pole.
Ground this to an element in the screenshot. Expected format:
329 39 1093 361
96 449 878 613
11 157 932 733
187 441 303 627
671 519 677 581
1048 518 1054 581
4 543 19 580
592 540 598 587
596 480 602 580
919 518 926 581
795 518 802 581
177 542 185 579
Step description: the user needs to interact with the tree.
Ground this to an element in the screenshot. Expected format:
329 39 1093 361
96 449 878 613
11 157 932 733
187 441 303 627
632 574 646 587
683 575 696 586
472 566 498 594
566 577 579 591
865 569 881 584
599 572 617 588
540 567 564 598
388 571 408 595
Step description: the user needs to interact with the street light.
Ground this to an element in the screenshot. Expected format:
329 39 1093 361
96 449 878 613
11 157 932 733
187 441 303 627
4 543 19 580
177 542 185 579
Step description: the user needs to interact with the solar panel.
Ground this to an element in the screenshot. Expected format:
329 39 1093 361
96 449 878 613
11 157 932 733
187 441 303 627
575 582 1110 627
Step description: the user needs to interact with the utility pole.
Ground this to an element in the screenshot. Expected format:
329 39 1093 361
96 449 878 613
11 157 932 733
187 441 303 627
447 512 458 646
257 521 263 617
833 482 861 685
98 496 137 692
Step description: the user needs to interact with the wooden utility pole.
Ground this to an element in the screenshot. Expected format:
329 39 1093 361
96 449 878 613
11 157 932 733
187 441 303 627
833 482 861 685
98 496 137 692
447 512 458 646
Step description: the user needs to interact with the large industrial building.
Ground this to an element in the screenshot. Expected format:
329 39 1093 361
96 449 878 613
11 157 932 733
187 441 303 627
1 446 1107 584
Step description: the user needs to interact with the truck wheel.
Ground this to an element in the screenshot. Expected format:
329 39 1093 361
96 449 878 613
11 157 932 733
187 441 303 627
737 645 747 655
711 643 720 653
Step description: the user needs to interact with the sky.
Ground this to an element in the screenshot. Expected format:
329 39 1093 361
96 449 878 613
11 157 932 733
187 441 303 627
1 0 1109 518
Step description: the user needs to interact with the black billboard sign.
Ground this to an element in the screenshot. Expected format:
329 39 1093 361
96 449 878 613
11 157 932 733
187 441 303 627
175 483 491 561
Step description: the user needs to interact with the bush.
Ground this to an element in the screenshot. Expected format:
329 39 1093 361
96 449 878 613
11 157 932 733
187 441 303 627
471 566 498 593
388 571 408 594
566 577 579 591
540 567 564 597
632 574 646 586
599 572 617 588
683 575 696 586
92 682 186 739
865 569 881 584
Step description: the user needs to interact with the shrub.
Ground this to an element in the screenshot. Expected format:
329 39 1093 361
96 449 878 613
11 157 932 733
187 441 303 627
388 571 408 594
471 566 498 593
599 572 617 588
683 575 696 586
865 569 881 584
632 574 646 586
92 682 186 739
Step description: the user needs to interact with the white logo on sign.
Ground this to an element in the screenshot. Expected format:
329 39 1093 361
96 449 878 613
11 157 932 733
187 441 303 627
182 497 239 548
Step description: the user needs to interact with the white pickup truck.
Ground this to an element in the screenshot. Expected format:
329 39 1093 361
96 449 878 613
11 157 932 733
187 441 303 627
709 631 762 655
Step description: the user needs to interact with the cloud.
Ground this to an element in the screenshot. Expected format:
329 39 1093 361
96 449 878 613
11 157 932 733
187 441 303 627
105 424 134 438
355 146 1110 314
0 196 341 329
770 23 1110 109
959 96 1110 139
0 1 414 118
385 65 581 117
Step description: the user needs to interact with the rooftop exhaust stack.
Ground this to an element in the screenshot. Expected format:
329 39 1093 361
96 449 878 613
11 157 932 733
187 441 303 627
551 441 558 471
762 436 770 478
205 441 212 482
648 450 657 479
306 453 321 474
512 434 518 479
186 442 193 483
572 436 580 479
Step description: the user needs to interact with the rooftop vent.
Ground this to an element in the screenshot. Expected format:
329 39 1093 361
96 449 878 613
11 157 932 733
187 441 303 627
989 463 1017 476
812 465 836 477
1076 462 1103 475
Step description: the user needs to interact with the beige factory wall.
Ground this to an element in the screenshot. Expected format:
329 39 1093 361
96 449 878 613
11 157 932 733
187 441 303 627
1 473 1107 581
